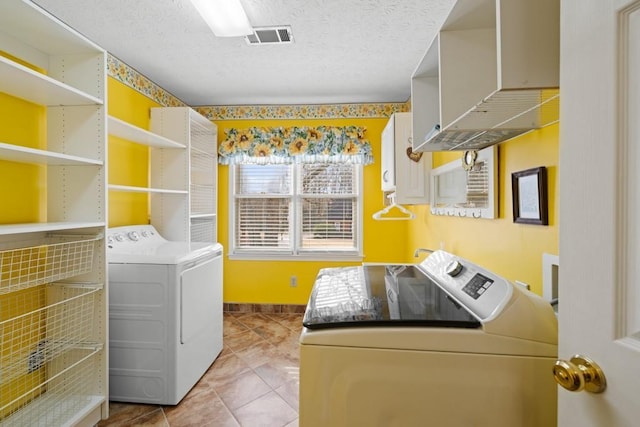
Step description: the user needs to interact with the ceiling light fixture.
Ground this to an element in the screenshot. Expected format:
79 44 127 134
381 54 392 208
190 0 253 37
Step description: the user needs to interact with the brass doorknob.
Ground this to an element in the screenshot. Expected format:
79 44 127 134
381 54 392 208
553 354 606 393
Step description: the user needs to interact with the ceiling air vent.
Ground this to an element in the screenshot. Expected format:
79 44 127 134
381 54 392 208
245 26 293 45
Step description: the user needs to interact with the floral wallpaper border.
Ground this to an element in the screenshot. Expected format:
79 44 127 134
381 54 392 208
195 103 410 121
107 54 411 119
107 54 187 108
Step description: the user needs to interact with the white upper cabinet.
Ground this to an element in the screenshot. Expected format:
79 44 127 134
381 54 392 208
412 0 559 152
381 112 430 204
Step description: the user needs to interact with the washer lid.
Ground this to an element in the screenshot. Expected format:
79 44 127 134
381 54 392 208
302 265 481 330
108 241 222 265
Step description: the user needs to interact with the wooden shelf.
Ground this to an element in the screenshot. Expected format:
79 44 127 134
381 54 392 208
108 116 185 148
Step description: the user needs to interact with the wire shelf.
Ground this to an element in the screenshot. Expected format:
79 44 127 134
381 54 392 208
191 217 216 243
0 282 101 387
0 234 101 295
190 184 215 215
0 347 102 426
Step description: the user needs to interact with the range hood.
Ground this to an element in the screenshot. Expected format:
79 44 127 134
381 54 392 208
416 88 559 152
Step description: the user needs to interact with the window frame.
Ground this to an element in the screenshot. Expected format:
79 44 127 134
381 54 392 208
228 163 364 261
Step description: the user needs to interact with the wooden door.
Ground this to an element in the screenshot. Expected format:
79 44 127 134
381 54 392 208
559 0 640 424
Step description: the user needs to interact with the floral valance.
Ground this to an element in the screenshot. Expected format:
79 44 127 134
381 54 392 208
218 126 374 165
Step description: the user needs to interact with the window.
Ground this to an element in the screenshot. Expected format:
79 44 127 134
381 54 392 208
230 162 362 259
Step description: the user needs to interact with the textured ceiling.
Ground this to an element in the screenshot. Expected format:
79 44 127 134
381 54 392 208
32 0 455 106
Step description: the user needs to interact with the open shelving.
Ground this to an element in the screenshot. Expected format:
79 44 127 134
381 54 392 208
151 107 218 243
107 108 217 243
0 141 103 166
411 0 560 152
107 116 188 199
107 184 188 195
108 116 185 149
0 0 108 425
0 57 102 106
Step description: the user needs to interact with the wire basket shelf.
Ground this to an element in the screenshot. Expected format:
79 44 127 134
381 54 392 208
0 283 101 387
0 234 101 295
0 347 102 426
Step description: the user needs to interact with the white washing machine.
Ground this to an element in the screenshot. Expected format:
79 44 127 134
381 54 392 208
107 225 223 405
299 250 558 427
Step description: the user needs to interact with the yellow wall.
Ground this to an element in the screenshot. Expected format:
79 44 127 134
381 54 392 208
407 124 560 296
0 54 48 418
214 118 410 305
0 93 46 224
107 77 162 227
104 70 558 303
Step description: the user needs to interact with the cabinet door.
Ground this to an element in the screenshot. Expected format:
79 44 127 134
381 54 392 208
381 115 396 192
393 113 430 205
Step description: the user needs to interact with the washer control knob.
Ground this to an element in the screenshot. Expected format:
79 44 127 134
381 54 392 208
127 231 140 241
114 234 125 242
141 230 149 237
446 260 463 277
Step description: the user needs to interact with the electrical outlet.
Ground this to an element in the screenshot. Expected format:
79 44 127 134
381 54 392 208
290 276 297 287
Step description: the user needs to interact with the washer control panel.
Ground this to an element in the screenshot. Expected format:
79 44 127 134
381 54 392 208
462 273 494 299
419 250 512 321
107 225 164 250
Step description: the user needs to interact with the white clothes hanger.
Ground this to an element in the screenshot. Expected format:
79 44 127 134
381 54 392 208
372 193 415 221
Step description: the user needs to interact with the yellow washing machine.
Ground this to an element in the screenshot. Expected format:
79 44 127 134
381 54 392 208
299 250 558 427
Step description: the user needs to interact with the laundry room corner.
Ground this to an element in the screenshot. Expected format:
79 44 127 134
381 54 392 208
407 123 560 297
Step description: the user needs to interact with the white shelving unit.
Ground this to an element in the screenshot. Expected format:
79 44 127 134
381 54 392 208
0 0 108 425
107 115 188 218
108 116 184 149
151 107 218 243
0 141 103 166
107 184 188 195
381 112 430 204
411 0 560 152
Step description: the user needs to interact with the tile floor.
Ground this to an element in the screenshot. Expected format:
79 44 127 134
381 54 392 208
98 312 303 427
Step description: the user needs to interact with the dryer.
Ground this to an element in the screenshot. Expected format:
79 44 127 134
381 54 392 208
299 250 558 426
107 225 223 405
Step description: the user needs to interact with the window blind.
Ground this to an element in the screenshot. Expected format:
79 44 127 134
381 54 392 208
232 163 360 256
299 164 357 250
235 164 291 250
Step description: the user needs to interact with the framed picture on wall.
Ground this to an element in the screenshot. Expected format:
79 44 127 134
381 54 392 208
511 166 548 225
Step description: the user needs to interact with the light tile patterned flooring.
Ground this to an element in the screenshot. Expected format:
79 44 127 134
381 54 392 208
98 312 303 427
